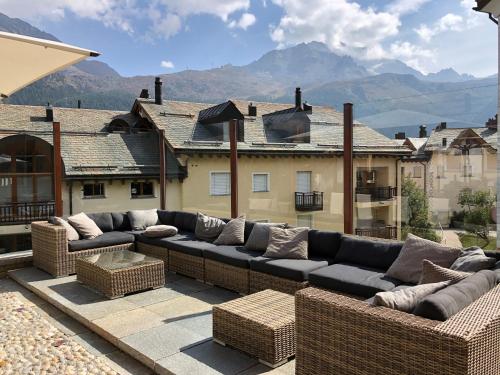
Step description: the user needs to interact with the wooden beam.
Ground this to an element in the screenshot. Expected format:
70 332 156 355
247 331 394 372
159 129 166 210
52 122 63 217
343 103 354 234
229 119 239 218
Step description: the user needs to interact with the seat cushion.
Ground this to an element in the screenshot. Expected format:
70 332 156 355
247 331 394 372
309 263 404 298
138 231 215 257
68 231 134 252
111 212 131 231
173 211 197 232
249 256 330 282
334 236 403 271
86 212 114 233
308 230 342 259
204 246 261 268
123 230 145 240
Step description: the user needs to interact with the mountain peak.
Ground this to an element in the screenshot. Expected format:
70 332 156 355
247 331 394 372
424 68 476 82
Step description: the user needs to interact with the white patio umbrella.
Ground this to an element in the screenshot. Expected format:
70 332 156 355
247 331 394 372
0 31 100 98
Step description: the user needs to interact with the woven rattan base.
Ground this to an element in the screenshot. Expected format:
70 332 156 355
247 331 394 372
137 242 169 271
205 259 249 294
169 250 204 281
213 289 295 367
249 270 308 295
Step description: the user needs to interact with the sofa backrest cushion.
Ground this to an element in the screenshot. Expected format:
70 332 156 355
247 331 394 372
85 212 113 233
244 221 255 243
157 210 176 226
111 212 131 231
413 270 497 321
174 211 197 232
334 236 403 271
308 230 342 259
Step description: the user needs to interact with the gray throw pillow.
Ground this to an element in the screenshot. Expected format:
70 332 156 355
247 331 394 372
195 212 226 241
386 233 461 284
450 247 497 272
419 259 471 284
244 222 287 252
373 281 450 312
52 216 80 241
143 225 178 238
127 209 159 230
214 215 246 245
263 227 309 260
68 212 103 240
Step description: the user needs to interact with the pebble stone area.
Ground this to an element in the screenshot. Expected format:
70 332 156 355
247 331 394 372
0 291 119 375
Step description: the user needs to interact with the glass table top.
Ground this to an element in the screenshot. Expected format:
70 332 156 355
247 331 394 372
81 250 160 271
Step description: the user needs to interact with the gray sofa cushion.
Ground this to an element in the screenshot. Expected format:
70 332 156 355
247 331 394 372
204 246 261 268
334 236 403 271
450 247 497 272
195 213 226 241
174 211 197 232
309 263 404 298
413 270 497 321
244 221 255 243
157 210 176 226
111 212 131 231
123 230 145 240
86 212 114 232
68 231 134 252
249 256 330 282
138 231 215 257
308 230 342 258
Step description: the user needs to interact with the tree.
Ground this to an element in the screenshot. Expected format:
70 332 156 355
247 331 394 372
457 188 495 246
402 178 439 242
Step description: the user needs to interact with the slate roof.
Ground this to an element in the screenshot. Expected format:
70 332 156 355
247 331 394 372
135 98 409 155
425 127 497 152
0 104 182 178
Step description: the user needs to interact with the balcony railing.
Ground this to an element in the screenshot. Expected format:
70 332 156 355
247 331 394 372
355 186 397 201
355 226 397 240
0 201 55 226
295 191 323 211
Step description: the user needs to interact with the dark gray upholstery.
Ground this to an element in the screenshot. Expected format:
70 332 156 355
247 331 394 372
203 246 261 268
309 263 403 298
173 211 197 232
244 221 255 243
413 270 497 321
138 231 215 257
123 230 145 240
157 210 176 226
334 236 403 271
111 212 131 231
308 230 342 258
249 256 331 282
68 231 134 252
86 212 114 233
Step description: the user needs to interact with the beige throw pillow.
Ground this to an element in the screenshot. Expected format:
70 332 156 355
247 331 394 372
386 233 461 284
68 212 103 239
144 225 178 238
373 281 450 312
263 227 309 260
419 259 471 284
214 215 246 245
53 217 79 241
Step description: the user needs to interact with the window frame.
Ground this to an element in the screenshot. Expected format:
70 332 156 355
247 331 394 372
252 172 270 193
209 171 231 196
413 166 422 178
130 181 155 199
82 182 105 199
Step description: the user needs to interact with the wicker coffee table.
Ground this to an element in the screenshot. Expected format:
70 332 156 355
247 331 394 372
76 250 165 299
213 289 295 368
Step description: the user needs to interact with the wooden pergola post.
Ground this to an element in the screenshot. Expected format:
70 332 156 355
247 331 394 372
343 103 354 234
229 119 239 218
52 121 63 217
159 129 166 210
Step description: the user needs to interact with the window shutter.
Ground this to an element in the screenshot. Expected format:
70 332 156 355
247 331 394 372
211 172 230 195
253 174 268 192
296 171 311 193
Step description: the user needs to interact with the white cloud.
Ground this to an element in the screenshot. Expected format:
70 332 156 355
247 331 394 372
160 60 174 69
228 13 256 30
387 0 431 16
389 41 434 72
415 13 464 42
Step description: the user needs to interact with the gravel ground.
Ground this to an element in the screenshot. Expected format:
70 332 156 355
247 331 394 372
0 292 119 375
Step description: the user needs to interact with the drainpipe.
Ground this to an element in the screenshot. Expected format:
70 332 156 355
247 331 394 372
229 119 239 218
419 161 427 195
343 103 354 234
69 181 73 215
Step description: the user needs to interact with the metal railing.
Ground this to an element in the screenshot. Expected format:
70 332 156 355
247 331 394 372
295 191 323 211
0 201 55 225
355 186 397 201
355 226 398 240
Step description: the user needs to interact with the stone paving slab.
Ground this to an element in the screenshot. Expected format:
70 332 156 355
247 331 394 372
8 267 295 374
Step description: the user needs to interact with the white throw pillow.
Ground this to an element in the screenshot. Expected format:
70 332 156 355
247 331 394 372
68 212 103 239
52 216 79 241
144 225 178 238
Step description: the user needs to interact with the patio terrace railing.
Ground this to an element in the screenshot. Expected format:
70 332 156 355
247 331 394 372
355 225 397 240
355 186 397 201
295 191 323 211
0 201 55 226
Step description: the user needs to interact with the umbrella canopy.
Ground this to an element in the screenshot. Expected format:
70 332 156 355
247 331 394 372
0 31 100 97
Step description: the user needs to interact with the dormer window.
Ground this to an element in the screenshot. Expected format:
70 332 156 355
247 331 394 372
197 101 244 142
108 118 130 133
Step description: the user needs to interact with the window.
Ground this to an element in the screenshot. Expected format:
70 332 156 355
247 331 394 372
252 173 269 192
83 183 105 198
463 164 473 177
413 166 422 178
296 171 312 193
297 214 313 228
131 181 154 198
210 172 230 196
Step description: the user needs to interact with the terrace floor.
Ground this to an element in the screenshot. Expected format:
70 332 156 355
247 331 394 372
7 267 295 375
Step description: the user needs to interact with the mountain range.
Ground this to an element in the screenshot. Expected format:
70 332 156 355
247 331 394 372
0 12 496 137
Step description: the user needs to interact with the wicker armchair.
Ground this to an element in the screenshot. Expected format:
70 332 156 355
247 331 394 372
31 221 134 277
296 286 500 375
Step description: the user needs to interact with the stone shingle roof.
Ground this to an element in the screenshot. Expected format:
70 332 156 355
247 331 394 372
136 98 409 155
425 127 497 152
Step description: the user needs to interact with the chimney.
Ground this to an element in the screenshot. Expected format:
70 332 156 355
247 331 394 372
45 103 53 122
303 102 312 112
77 99 81 109
155 77 162 105
419 125 427 138
295 87 302 109
140 89 149 99
485 114 497 130
395 132 406 140
248 102 257 116
442 138 447 147
436 121 447 131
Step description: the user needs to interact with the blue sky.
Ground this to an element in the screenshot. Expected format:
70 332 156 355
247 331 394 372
0 0 496 77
